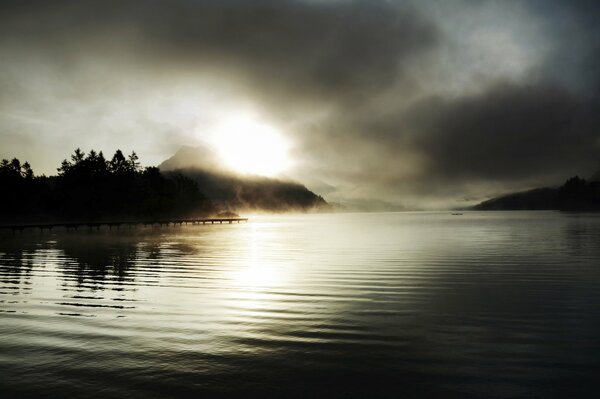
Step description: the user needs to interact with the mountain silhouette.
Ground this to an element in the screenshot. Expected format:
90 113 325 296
159 145 223 172
475 168 600 211
474 187 559 210
159 146 328 212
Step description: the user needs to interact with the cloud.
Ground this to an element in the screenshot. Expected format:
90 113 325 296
0 0 436 102
407 82 600 182
1 0 600 208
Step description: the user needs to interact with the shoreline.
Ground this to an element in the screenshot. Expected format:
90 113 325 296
0 217 248 233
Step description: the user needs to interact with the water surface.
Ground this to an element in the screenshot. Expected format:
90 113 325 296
1 212 600 398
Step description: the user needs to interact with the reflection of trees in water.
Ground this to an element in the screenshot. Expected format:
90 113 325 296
54 232 204 317
2 230 204 316
0 236 36 295
59 235 139 288
563 215 600 256
1 230 203 291
55 232 165 292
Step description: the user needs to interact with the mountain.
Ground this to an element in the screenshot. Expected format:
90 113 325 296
159 146 328 212
474 187 559 210
158 145 223 172
475 169 600 211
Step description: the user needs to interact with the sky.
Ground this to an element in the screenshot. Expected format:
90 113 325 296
1 0 600 209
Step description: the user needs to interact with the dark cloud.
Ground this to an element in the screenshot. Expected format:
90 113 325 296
407 82 600 182
155 1 435 102
0 0 436 105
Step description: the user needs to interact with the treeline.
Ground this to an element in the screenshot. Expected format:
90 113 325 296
475 174 600 211
0 149 213 223
558 176 600 211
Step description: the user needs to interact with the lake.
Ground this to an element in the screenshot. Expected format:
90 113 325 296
1 212 600 398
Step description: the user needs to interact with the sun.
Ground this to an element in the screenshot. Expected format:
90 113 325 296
206 115 291 176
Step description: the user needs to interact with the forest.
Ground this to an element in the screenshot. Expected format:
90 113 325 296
0 149 212 223
475 174 600 211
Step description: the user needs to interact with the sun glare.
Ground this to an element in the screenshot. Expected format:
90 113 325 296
206 115 291 176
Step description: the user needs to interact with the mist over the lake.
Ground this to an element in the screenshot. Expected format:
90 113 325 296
2 0 600 209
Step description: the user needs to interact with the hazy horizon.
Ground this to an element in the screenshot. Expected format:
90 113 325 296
2 0 600 209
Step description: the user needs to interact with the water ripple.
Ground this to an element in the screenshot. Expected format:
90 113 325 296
1 212 600 398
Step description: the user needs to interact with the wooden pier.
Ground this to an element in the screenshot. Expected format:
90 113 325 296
0 217 248 233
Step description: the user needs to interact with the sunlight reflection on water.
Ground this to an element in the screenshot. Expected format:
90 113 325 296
1 212 600 398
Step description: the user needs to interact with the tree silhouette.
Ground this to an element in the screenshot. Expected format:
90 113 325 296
109 149 129 174
128 151 140 172
1 149 213 224
558 175 600 210
22 162 34 179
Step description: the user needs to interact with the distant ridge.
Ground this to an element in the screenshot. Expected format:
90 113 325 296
474 187 558 210
475 168 600 211
159 146 328 212
159 145 222 172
